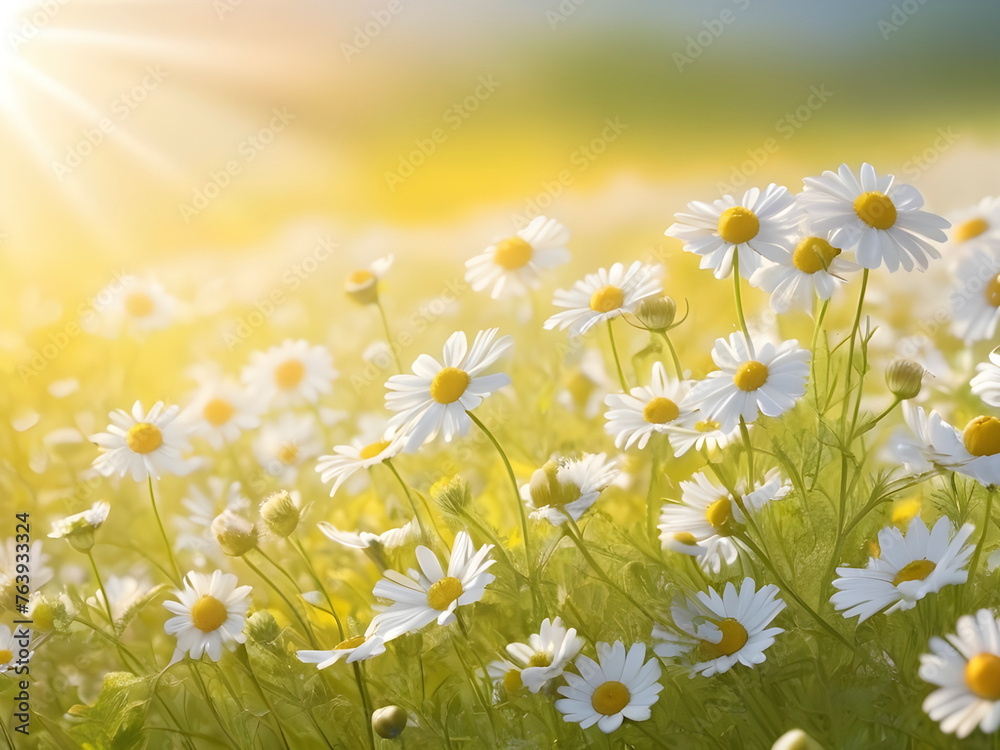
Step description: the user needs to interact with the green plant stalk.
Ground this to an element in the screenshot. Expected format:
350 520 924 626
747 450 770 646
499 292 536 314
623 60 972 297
607 319 630 391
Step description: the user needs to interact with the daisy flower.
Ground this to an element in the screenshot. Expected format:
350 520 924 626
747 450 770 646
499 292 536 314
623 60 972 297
503 617 585 694
242 339 337 409
665 184 799 279
950 248 1000 343
543 261 662 336
316 432 403 497
830 517 974 622
920 609 1000 738
555 640 663 734
86 573 154 623
972 349 1000 408
948 196 1000 251
345 255 394 305
603 361 692 450
652 578 785 678
91 400 195 481
667 413 742 458
253 412 322 483
486 657 527 696
175 480 251 566
48 501 110 551
658 471 789 574
367 531 495 642
799 162 950 272
318 520 417 552
385 328 512 453
901 403 1000 487
521 453 621 526
0 625 30 675
163 570 252 662
465 215 571 299
297 633 386 668
750 232 859 313
684 333 810 432
87 276 178 337
181 379 261 450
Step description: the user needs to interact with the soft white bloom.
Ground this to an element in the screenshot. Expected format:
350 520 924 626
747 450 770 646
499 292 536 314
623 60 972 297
972 349 1000 408
344 255 394 304
163 571 252 663
465 216 571 299
0 625 31 674
317 520 416 551
951 248 1000 343
750 232 859 312
253 412 322 483
503 617 585 694
48 501 110 539
242 339 337 409
544 261 662 336
297 633 385 668
901 403 1000 487
86 276 179 338
603 362 692 450
181 379 261 450
91 401 196 481
521 453 621 525
316 432 404 497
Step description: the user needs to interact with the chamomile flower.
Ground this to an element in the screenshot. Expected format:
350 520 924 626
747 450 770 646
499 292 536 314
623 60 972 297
603 362 692 450
181 380 260 450
972 349 1000 408
48 501 110 551
86 573 154 623
555 640 663 734
799 163 950 272
503 617 585 694
465 215 571 299
242 339 337 409
521 453 621 525
91 401 195 481
685 333 810 432
316 432 403 497
543 261 662 336
253 412 322 483
163 570 252 662
88 276 178 337
901 403 1000 487
666 184 799 279
920 609 1000 738
652 578 785 677
830 517 974 622
0 625 30 674
667 413 742 457
750 232 859 313
486 657 526 695
344 255 394 305
367 531 495 641
949 197 1000 251
175 480 251 566
385 328 512 453
297 633 386 668
950 248 1000 343
318 520 417 551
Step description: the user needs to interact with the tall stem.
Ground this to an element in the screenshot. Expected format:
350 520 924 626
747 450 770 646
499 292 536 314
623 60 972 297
967 487 996 595
385 458 438 541
148 476 181 584
606 319 629 391
375 298 404 374
87 551 116 634
658 330 683 378
732 257 750 341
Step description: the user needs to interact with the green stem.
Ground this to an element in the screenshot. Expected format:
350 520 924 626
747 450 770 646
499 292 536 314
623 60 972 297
375 298 404 374
87 551 117 634
289 534 346 640
148 476 181 584
189 661 239 747
853 396 903 440
353 661 377 750
245 554 316 644
385 458 437 541
658 330 683 378
607 319 629 391
732 257 750 340
967 487 996 594
739 417 755 489
810 298 830 411
840 268 870 437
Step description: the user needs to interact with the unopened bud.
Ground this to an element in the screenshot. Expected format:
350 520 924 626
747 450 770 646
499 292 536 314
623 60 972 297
260 490 299 538
529 461 560 508
372 705 408 739
246 610 281 645
886 358 924 400
345 269 379 305
636 296 677 331
772 728 824 750
212 510 258 557
431 475 471 515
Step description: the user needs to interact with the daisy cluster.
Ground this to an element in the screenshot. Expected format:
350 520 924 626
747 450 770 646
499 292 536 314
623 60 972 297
8 164 1000 747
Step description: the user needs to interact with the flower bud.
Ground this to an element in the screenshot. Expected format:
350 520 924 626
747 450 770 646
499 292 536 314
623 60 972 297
636 296 677 331
431 475 471 515
246 610 282 645
212 510 258 557
885 358 924 400
372 705 408 739
48 501 110 553
260 490 299 538
345 269 379 306
771 728 824 750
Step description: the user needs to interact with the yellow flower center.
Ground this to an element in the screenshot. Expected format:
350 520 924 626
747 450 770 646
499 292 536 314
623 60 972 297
126 422 162 454
427 576 463 611
695 419 720 433
278 444 299 464
124 292 155 318
963 416 1000 457
190 595 228 633
673 531 697 545
493 237 533 270
699 618 749 659
347 269 375 287
359 440 391 460
854 191 897 230
717 206 760 245
528 652 553 668
503 668 523 693
954 217 989 243
0 649 12 664
705 495 738 534
985 276 1000 308
966 653 1000 700
589 285 625 313
891 559 936 586
591 680 630 716
792 236 842 274
643 396 680 424
203 397 235 427
275 359 306 389
336 635 367 650
734 361 769 392
430 367 470 404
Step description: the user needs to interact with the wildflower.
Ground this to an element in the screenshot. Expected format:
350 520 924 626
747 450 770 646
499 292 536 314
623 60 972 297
48 501 110 552
885 358 925 400
667 413 742 457
544 261 662 335
297 633 386 668
181 379 260 450
163 571 251 662
87 276 178 337
242 339 337 409
316 432 403 497
503 617 585 694
252 412 322 482
948 197 1000 249
211 510 258 557
521 453 621 526
603 361 692 450
345 255 394 305
901 403 1000 487
91 401 195 481
950 248 1000 343
635 296 677 331
750 232 858 313
259 490 300 538
85 573 154 623
972 349 1000 408
0 625 31 674
465 215 571 299
317 521 417 551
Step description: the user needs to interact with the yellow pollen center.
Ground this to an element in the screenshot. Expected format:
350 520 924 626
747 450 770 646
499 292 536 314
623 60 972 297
190 595 228 632
674 531 697 545
955 217 989 243
734 361 769 391
493 236 533 270
985 276 1000 307
126 422 162 454
503 669 523 693
717 206 760 245
792 236 842 274
278 444 299 464
706 495 736 533
427 576 463 611
891 559 936 586
430 367 470 404
591 680 630 716
589 285 624 313
643 396 680 424
336 635 367 650
203 398 235 427
963 416 1000 457
528 652 553 668
359 440 391 460
966 653 1000 700
275 359 306 389
854 191 897 230
699 618 749 658
124 292 155 318
347 269 375 286
695 419 720 432
0 649 12 664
